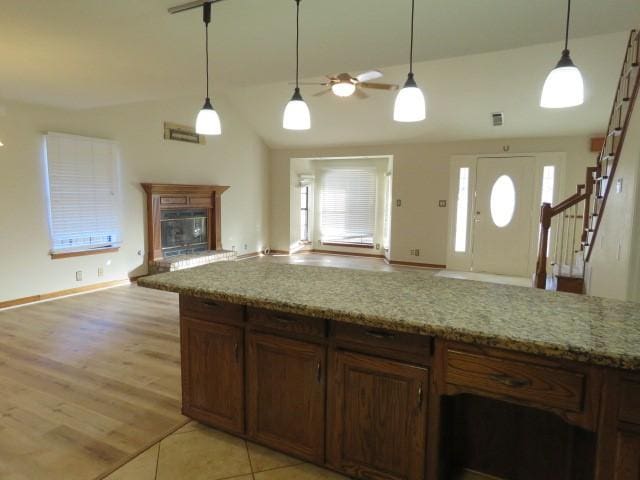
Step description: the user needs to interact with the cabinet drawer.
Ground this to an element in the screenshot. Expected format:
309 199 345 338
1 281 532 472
620 379 640 425
160 195 188 205
248 308 326 339
334 322 431 365
189 195 212 207
445 348 585 413
180 295 244 325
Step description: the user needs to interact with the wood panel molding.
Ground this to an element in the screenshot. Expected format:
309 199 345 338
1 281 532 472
0 278 131 309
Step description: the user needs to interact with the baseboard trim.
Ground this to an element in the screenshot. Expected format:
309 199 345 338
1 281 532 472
0 279 131 310
236 252 262 260
267 249 290 255
386 259 446 269
311 249 386 259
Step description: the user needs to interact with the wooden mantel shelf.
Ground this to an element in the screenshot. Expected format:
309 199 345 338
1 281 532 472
141 183 230 195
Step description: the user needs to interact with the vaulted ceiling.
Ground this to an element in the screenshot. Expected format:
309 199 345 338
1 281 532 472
0 0 638 146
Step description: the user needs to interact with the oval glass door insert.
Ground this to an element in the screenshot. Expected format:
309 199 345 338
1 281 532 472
490 175 516 227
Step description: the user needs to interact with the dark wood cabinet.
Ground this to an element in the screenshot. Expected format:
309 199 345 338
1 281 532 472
181 316 245 434
615 430 640 480
328 350 429 480
247 332 326 463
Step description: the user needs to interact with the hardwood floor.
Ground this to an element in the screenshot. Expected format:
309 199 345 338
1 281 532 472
0 285 186 480
0 254 437 480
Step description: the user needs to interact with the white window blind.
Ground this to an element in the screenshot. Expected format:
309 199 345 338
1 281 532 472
319 168 376 245
44 133 121 253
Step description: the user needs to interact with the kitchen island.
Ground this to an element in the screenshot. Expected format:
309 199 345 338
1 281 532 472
139 261 640 480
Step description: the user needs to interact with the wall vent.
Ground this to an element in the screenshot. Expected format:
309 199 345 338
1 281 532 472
491 112 504 127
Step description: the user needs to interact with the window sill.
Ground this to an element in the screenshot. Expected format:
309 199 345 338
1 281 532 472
321 242 374 249
50 246 120 259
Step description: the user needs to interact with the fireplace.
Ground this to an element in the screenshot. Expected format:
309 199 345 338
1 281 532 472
142 183 230 266
161 208 209 257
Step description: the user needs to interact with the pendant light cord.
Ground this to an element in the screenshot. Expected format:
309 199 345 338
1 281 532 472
295 0 301 89
203 2 212 99
409 0 415 74
564 0 571 51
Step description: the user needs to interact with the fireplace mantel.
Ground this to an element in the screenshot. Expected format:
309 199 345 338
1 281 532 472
142 183 230 264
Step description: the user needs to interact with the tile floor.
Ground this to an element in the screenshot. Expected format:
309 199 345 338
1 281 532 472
105 421 348 480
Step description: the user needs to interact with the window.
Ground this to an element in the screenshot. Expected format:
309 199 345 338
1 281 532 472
319 168 376 246
382 173 392 250
540 166 556 255
44 132 121 254
454 167 470 252
300 184 310 242
490 175 516 228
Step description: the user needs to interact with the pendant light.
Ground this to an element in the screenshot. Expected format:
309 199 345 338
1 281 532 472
195 1 222 135
540 0 584 109
283 0 311 130
393 0 426 123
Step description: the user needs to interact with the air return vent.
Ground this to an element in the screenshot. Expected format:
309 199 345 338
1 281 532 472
491 112 504 127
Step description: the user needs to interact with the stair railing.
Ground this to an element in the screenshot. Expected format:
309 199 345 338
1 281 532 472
535 28 639 289
534 169 594 289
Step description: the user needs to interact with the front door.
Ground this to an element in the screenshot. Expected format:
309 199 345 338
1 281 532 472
472 156 535 276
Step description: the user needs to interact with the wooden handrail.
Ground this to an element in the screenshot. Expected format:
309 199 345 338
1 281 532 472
534 203 553 289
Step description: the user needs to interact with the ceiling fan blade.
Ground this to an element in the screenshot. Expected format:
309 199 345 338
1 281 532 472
313 89 332 97
289 82 328 86
356 70 383 83
360 82 399 91
354 89 369 99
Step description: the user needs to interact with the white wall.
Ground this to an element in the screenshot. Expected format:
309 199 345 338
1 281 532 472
586 106 640 301
269 136 593 266
0 96 270 302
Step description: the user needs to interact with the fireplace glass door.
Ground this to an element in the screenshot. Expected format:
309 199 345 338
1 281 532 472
161 209 208 257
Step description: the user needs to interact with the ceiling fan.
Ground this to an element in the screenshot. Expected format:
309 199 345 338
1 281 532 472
297 71 399 99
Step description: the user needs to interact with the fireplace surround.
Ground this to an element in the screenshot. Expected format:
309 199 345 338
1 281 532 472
142 183 230 266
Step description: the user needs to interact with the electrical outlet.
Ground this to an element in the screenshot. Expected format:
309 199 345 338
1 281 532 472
97 267 104 277
75 271 83 281
396 199 402 207
439 200 447 207
375 243 380 250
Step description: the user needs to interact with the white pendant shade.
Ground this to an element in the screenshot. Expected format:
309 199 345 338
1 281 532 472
283 97 311 130
332 82 356 97
393 77 426 122
540 64 584 109
195 101 222 135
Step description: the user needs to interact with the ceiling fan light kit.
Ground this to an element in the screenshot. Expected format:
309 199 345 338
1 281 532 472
540 0 584 108
331 81 357 97
394 0 426 123
283 0 311 131
195 2 222 135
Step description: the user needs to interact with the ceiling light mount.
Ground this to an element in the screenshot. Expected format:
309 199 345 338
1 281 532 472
168 0 227 15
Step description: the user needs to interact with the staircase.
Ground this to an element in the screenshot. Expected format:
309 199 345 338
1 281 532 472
535 29 640 293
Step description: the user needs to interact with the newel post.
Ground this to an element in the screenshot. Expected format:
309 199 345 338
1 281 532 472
534 203 552 289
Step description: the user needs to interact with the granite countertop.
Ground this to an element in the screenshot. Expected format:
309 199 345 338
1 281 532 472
138 261 640 371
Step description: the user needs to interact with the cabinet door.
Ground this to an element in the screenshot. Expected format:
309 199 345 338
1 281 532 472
328 350 429 480
181 317 244 434
247 332 325 463
615 431 640 480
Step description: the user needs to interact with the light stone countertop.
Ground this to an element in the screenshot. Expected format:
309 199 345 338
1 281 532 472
138 261 640 371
